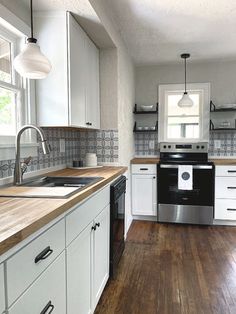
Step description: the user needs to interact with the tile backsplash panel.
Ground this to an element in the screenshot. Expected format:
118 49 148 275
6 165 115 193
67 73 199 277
209 131 236 157
134 131 236 157
0 128 118 179
135 132 159 156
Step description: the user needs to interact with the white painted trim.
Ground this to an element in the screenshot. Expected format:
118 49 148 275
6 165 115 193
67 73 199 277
132 215 157 221
0 144 39 161
0 164 67 186
0 3 30 37
158 82 210 143
213 219 236 226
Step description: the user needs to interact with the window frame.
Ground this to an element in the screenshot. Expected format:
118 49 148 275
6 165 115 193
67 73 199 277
158 83 210 143
0 5 38 160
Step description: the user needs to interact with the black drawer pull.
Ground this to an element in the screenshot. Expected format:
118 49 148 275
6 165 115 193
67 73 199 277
140 168 148 171
40 301 54 314
95 222 100 228
227 187 236 189
227 208 236 211
228 170 236 173
35 246 53 264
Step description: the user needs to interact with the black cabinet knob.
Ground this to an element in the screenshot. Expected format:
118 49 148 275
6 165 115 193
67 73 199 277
95 222 100 228
91 225 96 231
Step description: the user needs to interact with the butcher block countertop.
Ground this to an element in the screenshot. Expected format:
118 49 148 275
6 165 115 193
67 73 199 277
209 159 236 165
0 166 127 256
131 157 160 164
131 157 236 166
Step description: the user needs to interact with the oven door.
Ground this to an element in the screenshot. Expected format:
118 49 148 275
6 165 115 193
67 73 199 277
158 164 214 206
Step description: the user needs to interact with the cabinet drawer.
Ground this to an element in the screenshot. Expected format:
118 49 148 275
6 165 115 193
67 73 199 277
7 219 65 306
0 264 4 313
216 165 236 177
132 164 157 175
215 177 236 199
66 185 109 245
8 253 66 314
215 199 236 220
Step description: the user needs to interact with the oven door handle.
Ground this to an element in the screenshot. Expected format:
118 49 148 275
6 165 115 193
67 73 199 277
160 164 213 169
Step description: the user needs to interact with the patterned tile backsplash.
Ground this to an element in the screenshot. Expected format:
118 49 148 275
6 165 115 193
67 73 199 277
0 128 118 179
134 130 236 157
135 132 159 156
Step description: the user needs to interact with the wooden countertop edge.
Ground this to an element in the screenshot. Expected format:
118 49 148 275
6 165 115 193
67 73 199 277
0 167 127 256
131 158 236 165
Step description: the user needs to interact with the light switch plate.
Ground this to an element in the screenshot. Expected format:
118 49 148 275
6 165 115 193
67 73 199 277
149 140 155 149
214 140 221 149
59 139 65 153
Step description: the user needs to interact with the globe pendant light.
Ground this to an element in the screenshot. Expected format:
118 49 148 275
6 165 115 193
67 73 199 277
13 0 51 79
178 53 194 108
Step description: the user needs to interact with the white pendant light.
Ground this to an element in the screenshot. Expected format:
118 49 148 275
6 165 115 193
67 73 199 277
178 53 194 108
13 0 51 79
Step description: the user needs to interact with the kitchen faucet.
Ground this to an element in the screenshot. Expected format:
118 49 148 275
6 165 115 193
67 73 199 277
14 125 51 185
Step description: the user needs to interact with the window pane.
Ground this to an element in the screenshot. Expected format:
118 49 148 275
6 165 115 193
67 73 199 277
0 37 12 83
167 92 200 139
0 87 16 135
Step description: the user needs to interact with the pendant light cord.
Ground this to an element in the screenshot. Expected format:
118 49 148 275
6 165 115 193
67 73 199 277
184 57 187 93
30 0 33 38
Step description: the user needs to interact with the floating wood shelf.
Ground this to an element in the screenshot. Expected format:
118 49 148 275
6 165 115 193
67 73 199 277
210 119 236 131
133 121 158 133
210 100 236 112
133 103 158 114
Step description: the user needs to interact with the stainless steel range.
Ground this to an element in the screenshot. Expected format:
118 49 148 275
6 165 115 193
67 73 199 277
157 142 214 225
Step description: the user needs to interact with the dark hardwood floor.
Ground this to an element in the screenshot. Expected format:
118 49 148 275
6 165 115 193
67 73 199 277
95 221 236 314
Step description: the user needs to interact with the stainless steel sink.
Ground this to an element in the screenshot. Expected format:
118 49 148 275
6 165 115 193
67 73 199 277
17 176 104 198
22 176 103 188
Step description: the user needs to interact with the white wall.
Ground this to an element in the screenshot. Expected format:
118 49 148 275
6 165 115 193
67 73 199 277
135 60 236 106
100 48 118 129
90 0 135 234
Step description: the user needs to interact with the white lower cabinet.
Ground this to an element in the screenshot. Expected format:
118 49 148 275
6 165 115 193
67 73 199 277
132 173 157 216
8 252 66 314
67 222 93 314
67 205 110 314
215 166 236 221
0 264 4 313
93 205 110 309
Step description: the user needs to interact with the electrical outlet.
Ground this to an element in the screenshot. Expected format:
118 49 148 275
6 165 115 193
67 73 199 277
59 139 65 153
149 140 155 150
214 140 221 149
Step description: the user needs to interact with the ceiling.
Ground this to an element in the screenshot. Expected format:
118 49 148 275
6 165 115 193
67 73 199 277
103 0 236 65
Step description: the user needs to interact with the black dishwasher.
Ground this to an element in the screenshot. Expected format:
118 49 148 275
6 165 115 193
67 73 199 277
110 176 126 278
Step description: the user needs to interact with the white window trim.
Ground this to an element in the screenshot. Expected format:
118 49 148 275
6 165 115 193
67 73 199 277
158 83 210 143
0 4 38 160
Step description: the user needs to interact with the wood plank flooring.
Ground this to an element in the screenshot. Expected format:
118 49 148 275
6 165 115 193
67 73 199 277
95 221 236 314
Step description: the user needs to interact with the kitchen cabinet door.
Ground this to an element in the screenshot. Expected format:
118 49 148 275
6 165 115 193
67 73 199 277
67 222 93 314
132 174 157 216
85 37 100 129
8 253 66 314
67 13 87 128
0 263 4 313
93 205 110 310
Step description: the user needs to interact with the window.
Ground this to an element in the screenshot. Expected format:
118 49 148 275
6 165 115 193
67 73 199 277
0 27 23 143
158 83 210 143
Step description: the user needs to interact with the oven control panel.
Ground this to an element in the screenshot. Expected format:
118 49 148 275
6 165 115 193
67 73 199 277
160 142 208 153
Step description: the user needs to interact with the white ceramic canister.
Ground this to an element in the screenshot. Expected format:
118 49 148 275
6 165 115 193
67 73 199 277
85 153 97 167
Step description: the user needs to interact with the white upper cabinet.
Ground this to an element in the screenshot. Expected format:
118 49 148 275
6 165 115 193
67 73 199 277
35 11 100 129
85 38 100 129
